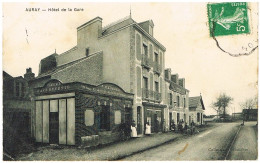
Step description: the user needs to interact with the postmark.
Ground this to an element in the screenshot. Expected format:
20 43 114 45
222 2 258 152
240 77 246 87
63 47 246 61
207 2 258 57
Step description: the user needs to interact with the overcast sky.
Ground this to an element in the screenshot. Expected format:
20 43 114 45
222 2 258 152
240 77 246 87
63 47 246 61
2 2 258 115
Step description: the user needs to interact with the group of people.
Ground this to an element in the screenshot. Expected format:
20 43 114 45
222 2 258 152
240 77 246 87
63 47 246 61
120 119 196 140
170 120 196 134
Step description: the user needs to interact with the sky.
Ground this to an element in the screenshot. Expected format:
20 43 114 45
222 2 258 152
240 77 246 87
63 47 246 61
2 2 258 115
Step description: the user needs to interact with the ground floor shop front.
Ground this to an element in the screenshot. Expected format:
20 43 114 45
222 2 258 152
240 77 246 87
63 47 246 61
33 80 134 146
169 109 190 128
189 111 204 125
142 102 166 134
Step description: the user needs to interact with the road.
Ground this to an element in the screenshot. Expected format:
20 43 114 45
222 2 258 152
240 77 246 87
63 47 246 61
121 122 255 161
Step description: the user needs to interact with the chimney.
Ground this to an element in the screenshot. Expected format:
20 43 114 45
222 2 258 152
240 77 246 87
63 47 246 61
77 17 102 47
178 78 185 88
24 67 35 81
164 68 171 80
171 74 179 84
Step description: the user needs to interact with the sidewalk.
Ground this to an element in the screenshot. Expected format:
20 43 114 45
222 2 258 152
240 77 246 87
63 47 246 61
17 125 214 161
227 121 258 160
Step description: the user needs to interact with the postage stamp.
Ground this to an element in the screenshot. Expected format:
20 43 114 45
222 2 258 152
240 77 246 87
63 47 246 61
207 2 250 37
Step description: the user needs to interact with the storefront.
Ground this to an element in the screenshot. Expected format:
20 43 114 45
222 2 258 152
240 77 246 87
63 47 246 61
143 102 166 133
33 79 133 146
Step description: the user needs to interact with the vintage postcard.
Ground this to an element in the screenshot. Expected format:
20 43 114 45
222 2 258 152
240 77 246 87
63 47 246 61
2 2 258 161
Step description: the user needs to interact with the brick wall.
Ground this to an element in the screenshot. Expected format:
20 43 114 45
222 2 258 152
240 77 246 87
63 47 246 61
52 52 103 86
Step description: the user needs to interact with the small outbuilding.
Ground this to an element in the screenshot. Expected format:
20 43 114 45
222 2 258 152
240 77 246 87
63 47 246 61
189 95 205 125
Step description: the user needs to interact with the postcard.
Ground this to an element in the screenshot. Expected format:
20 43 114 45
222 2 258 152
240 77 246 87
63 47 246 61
2 2 258 161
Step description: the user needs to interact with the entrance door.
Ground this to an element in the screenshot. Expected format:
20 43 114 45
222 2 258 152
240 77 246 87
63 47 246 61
169 112 172 129
137 107 142 135
177 113 180 123
153 114 158 133
125 107 132 126
49 112 59 144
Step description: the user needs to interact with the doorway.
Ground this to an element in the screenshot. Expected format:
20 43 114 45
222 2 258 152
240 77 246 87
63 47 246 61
49 112 59 144
137 106 142 135
169 112 172 129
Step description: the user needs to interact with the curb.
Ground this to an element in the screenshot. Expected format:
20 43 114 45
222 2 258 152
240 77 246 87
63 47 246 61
224 124 242 160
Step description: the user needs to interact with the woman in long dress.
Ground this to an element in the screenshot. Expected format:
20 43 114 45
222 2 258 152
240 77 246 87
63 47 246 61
131 120 137 137
145 121 151 135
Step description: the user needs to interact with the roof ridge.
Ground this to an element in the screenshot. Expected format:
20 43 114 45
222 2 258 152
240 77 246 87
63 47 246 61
103 15 131 30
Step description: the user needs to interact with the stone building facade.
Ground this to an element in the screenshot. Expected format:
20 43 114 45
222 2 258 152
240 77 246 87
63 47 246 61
164 68 190 129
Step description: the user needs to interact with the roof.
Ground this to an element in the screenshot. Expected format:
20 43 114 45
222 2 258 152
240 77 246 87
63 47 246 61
242 109 258 114
189 96 205 110
3 71 13 79
39 53 58 75
35 51 102 80
102 16 135 35
100 16 166 51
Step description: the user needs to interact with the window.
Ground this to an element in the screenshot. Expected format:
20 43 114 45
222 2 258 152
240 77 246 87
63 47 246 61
197 113 200 123
177 96 180 107
114 110 121 124
21 83 25 97
155 81 159 92
99 106 110 131
143 77 149 98
169 93 173 105
86 48 89 57
15 82 20 97
143 44 148 56
154 52 159 63
143 77 148 89
85 110 94 126
177 113 180 123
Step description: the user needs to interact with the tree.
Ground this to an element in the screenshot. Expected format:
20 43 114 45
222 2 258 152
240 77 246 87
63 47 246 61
240 96 258 110
213 93 233 120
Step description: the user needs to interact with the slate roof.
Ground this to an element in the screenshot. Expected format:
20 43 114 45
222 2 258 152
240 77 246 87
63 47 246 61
189 96 205 110
35 51 102 80
102 16 135 36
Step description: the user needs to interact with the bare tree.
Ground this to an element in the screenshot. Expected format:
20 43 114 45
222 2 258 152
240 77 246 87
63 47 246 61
213 93 233 120
240 96 257 110
210 102 220 117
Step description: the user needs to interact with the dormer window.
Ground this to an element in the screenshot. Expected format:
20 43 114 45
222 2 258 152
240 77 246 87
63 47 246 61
149 26 153 36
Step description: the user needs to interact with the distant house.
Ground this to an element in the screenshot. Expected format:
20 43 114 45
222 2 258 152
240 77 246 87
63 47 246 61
189 95 205 125
203 115 218 122
232 112 243 120
3 69 35 112
242 109 258 121
3 69 35 155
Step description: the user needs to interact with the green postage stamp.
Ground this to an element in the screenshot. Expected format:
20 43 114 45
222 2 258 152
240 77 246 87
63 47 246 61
207 2 250 37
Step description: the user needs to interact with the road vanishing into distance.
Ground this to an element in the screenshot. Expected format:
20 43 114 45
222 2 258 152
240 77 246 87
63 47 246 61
121 122 258 161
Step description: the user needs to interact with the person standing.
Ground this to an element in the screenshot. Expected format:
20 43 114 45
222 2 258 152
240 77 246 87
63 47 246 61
131 120 137 137
145 121 151 135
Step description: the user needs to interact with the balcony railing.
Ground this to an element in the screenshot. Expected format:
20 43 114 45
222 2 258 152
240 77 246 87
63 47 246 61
154 91 162 101
142 88 150 99
142 88 162 102
153 62 162 74
141 55 151 68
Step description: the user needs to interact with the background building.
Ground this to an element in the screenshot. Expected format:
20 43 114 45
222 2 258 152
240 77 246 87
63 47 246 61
165 68 189 129
3 68 35 156
189 95 205 125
